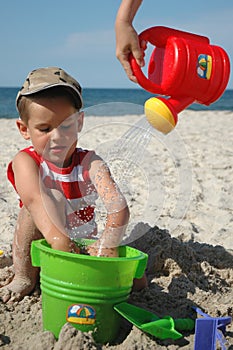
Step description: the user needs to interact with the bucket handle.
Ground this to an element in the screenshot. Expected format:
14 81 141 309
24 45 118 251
134 253 148 279
31 240 41 267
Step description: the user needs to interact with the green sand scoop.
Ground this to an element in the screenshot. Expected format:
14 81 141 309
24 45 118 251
114 302 195 340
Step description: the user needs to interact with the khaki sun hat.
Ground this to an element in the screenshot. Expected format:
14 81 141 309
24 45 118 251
16 67 83 110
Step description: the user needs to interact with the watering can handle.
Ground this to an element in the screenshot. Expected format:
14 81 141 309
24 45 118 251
130 26 210 94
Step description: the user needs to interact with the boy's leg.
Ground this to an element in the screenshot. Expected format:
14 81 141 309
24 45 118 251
132 274 148 291
0 206 42 303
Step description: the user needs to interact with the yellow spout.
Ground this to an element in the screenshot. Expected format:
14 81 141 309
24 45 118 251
144 97 177 134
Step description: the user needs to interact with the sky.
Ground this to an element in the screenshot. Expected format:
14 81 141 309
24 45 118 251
1 0 233 89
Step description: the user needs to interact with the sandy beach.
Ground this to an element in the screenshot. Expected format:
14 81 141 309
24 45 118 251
0 110 233 349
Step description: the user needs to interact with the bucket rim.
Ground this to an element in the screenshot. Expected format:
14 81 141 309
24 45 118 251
32 239 148 262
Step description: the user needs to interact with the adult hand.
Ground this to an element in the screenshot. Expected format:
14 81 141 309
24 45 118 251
115 20 146 83
115 0 146 83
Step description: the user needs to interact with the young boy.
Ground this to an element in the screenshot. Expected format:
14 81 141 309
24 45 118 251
0 67 131 303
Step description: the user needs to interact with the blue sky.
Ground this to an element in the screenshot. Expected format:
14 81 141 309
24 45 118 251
1 0 232 88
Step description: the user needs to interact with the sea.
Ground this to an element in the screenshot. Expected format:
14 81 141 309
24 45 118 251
0 87 233 119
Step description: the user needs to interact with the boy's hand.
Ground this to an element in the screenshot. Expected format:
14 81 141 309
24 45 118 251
50 235 80 254
87 241 119 257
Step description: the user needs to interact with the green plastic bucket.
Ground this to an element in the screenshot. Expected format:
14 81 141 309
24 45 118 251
31 239 148 344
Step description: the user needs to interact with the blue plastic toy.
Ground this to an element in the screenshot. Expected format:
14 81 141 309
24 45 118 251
193 307 232 350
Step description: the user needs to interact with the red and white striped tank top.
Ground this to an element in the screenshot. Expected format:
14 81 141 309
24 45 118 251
7 146 98 238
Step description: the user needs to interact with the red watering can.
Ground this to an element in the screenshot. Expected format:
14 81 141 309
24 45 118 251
130 26 230 133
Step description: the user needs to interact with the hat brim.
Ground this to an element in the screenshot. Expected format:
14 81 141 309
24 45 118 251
16 82 83 111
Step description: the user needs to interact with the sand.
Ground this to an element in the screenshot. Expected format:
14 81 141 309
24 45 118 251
0 110 233 349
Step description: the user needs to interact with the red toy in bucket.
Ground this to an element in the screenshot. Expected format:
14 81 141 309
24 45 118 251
130 26 230 133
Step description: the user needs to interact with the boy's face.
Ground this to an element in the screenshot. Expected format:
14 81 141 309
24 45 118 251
17 97 83 167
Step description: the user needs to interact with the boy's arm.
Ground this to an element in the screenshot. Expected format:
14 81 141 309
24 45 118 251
88 156 130 257
12 152 77 252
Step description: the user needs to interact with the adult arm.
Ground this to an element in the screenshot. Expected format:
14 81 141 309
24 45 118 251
115 0 145 82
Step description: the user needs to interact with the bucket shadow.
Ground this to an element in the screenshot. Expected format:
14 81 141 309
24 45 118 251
112 223 233 346
130 223 233 292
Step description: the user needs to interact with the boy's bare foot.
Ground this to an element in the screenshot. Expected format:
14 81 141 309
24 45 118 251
0 276 36 303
